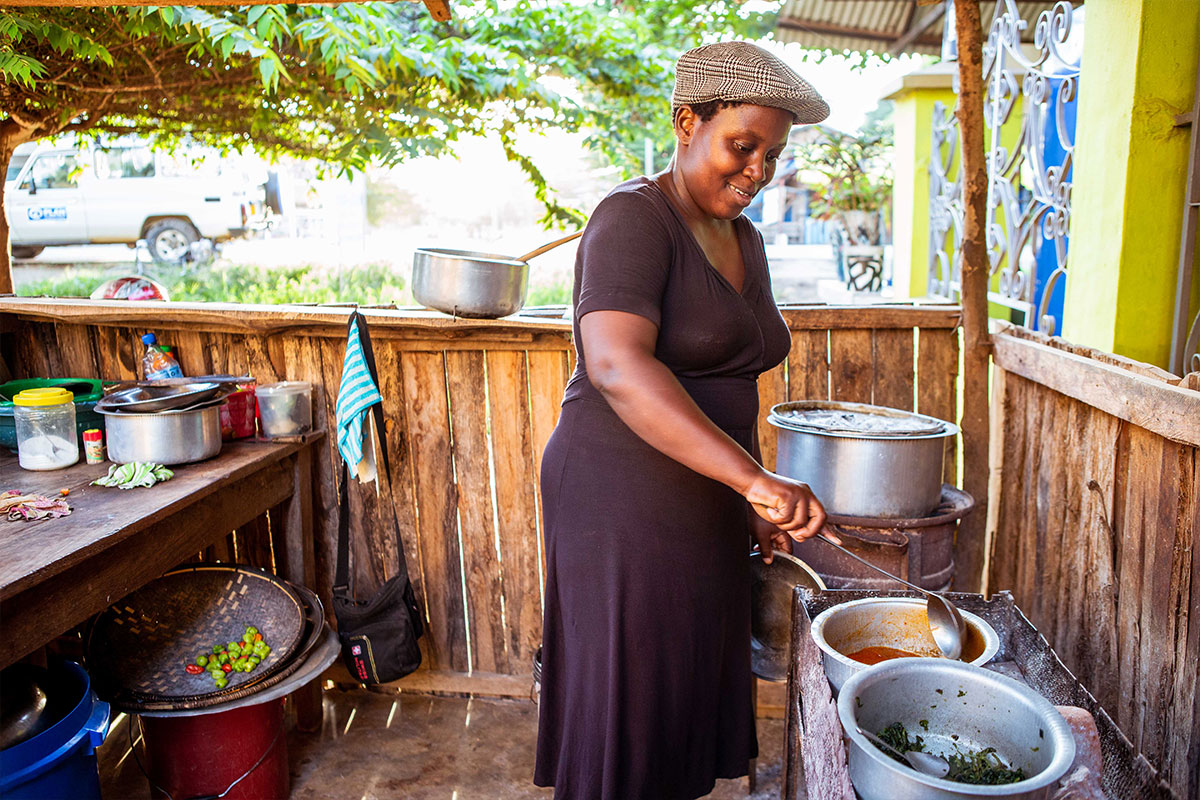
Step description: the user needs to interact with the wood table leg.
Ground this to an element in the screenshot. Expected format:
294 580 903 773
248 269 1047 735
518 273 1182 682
277 445 323 732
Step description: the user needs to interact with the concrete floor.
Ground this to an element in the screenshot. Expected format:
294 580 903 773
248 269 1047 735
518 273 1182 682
97 687 790 800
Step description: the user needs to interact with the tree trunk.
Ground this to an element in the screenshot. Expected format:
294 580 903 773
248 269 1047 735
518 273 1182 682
0 142 13 295
953 0 991 593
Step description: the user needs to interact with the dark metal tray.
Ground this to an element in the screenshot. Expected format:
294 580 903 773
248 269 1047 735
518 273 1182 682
784 589 1176 800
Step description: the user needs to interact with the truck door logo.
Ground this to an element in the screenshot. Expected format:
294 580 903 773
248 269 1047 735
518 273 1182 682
27 207 68 221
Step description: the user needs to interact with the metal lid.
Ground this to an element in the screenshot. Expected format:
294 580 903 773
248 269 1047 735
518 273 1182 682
750 550 826 681
768 400 952 439
96 382 223 413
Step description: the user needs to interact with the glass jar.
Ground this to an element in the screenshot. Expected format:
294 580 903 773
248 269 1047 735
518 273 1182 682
14 388 79 470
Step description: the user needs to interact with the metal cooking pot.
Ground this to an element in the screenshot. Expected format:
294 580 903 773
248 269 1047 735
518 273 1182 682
809 597 999 694
837 658 1075 800
412 231 583 319
98 402 222 464
769 400 959 518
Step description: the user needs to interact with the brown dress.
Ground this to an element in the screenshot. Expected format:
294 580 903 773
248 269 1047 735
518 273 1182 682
534 176 791 800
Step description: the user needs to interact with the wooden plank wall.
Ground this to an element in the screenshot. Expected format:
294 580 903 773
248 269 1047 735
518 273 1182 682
987 324 1200 799
2 302 961 697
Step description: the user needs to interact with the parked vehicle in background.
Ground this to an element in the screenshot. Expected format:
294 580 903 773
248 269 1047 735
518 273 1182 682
5 140 270 263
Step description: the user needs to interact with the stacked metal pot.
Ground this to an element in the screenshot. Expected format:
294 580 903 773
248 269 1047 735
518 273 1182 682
95 382 231 464
768 400 971 592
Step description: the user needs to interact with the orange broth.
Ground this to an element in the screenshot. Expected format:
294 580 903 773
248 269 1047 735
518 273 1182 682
845 645 921 665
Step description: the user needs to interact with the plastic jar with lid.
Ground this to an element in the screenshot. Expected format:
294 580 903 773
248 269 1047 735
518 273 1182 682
256 382 312 438
14 388 80 470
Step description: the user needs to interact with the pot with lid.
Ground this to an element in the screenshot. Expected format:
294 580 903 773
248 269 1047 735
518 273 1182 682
768 400 958 519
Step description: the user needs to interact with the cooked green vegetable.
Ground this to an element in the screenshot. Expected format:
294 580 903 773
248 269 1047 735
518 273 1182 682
945 747 1026 785
874 722 1026 785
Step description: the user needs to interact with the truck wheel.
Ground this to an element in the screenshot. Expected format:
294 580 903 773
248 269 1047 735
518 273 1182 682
145 219 199 263
11 245 45 259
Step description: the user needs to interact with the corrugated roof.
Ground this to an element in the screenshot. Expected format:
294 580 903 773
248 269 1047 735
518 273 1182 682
775 1 1076 56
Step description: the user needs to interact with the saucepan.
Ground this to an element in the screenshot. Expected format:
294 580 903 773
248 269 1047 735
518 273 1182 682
412 230 583 319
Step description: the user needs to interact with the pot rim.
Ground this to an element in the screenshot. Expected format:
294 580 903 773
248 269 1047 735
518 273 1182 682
811 597 1000 673
838 657 1076 795
413 247 528 269
768 400 960 441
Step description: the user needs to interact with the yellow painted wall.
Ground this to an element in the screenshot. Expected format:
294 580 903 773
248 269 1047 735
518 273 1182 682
1063 0 1200 368
890 81 958 299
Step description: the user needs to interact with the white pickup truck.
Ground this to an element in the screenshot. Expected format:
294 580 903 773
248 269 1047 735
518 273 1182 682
5 142 271 262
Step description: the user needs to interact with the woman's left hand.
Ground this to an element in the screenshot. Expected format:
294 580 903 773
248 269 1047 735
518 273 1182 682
750 515 792 564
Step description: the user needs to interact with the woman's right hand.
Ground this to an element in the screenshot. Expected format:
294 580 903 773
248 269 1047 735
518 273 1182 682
744 471 827 542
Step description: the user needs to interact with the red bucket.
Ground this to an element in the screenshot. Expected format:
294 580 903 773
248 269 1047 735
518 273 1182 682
138 698 288 800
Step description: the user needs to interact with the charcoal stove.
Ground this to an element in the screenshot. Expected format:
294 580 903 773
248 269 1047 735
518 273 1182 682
792 484 974 592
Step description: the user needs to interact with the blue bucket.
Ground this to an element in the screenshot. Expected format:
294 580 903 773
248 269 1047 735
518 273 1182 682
0 661 110 800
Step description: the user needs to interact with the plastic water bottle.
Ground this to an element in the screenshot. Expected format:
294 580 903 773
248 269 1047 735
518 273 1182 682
142 333 184 380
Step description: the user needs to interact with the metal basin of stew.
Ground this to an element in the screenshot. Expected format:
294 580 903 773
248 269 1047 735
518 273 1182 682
810 597 999 694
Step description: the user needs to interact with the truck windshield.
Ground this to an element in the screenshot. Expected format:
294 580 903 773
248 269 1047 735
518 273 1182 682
95 147 156 179
24 153 80 189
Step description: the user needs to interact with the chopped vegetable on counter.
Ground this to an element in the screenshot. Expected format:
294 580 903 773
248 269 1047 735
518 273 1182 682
0 490 72 521
91 462 175 490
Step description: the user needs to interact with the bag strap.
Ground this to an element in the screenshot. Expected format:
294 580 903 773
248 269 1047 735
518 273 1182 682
334 310 407 593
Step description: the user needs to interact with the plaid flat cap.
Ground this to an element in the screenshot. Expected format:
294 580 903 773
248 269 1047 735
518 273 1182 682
672 41 829 125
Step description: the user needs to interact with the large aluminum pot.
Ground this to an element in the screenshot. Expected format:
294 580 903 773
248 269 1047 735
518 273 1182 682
837 658 1075 800
768 400 959 518
412 248 529 319
809 597 999 694
98 404 221 464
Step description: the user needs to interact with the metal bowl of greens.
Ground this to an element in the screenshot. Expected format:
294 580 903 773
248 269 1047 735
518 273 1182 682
837 658 1075 800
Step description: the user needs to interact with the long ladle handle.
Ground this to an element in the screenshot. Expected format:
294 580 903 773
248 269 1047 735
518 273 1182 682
816 533 931 597
516 230 584 262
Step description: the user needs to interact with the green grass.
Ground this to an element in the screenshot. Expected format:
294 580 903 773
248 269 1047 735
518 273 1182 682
17 262 413 306
18 261 575 309
526 280 571 306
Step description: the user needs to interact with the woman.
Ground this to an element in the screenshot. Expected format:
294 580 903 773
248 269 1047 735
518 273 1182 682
535 41 831 800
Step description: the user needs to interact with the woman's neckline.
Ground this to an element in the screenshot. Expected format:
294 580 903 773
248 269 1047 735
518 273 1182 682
642 176 757 298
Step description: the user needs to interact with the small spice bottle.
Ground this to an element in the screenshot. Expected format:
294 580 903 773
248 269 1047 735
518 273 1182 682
82 429 105 464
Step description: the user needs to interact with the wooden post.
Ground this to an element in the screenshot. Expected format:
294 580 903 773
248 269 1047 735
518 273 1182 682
953 0 991 593
276 445 322 731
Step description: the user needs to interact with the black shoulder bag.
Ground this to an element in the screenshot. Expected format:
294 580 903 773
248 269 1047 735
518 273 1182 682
332 311 424 684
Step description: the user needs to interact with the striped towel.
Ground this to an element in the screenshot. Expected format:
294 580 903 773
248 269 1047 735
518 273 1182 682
336 317 383 471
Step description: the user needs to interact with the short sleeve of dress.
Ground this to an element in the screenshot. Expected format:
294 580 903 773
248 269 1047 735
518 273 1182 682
574 188 672 327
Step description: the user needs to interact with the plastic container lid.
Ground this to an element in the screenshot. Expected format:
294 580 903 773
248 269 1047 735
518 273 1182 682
141 333 158 345
256 382 311 397
13 388 75 407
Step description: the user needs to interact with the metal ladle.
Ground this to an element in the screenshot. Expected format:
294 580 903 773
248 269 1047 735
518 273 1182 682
856 727 951 779
817 532 968 660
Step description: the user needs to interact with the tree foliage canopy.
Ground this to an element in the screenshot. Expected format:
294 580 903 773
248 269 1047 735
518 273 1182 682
1 1 773 225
